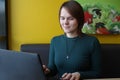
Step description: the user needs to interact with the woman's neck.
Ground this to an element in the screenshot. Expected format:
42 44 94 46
66 32 79 38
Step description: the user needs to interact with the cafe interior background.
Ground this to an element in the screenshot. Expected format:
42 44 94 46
0 0 120 51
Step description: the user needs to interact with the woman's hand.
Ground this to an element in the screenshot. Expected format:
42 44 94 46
42 65 50 74
61 72 80 80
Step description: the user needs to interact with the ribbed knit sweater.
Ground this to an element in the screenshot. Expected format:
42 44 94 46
48 34 101 79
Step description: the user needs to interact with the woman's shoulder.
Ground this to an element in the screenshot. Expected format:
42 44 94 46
51 34 64 41
82 33 97 39
82 34 99 42
82 34 101 47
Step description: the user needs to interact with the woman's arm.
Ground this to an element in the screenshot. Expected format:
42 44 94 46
80 38 101 79
47 37 58 76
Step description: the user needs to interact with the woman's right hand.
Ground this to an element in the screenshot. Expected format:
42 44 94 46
42 65 50 74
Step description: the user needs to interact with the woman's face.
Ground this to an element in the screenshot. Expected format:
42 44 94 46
60 7 79 34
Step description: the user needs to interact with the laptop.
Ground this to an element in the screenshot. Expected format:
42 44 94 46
0 49 47 80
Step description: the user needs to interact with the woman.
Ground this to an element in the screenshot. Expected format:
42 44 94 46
43 1 101 80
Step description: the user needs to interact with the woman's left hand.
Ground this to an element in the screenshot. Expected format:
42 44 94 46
61 72 80 80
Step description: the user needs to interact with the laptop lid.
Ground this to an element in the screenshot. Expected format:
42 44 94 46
0 49 47 80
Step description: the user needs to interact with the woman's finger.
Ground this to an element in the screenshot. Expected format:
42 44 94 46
62 73 68 78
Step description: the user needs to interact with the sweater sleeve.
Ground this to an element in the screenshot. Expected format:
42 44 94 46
80 38 101 79
47 37 58 76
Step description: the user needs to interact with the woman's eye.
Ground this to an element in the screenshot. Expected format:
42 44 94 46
60 17 65 20
60 17 74 20
68 17 74 20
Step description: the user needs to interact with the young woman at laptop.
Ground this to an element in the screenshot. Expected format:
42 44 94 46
43 1 101 80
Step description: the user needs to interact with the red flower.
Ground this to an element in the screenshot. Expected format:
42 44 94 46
113 15 120 22
96 27 110 34
84 11 93 24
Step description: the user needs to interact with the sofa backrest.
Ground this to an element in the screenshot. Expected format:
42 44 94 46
21 44 120 78
101 44 120 78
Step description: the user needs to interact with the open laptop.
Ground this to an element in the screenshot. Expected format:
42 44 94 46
0 49 47 80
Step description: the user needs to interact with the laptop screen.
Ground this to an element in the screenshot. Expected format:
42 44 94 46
0 49 47 80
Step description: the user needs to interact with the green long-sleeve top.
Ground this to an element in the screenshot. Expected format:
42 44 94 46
48 34 101 79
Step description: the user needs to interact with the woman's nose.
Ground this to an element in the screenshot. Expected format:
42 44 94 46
64 19 69 25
